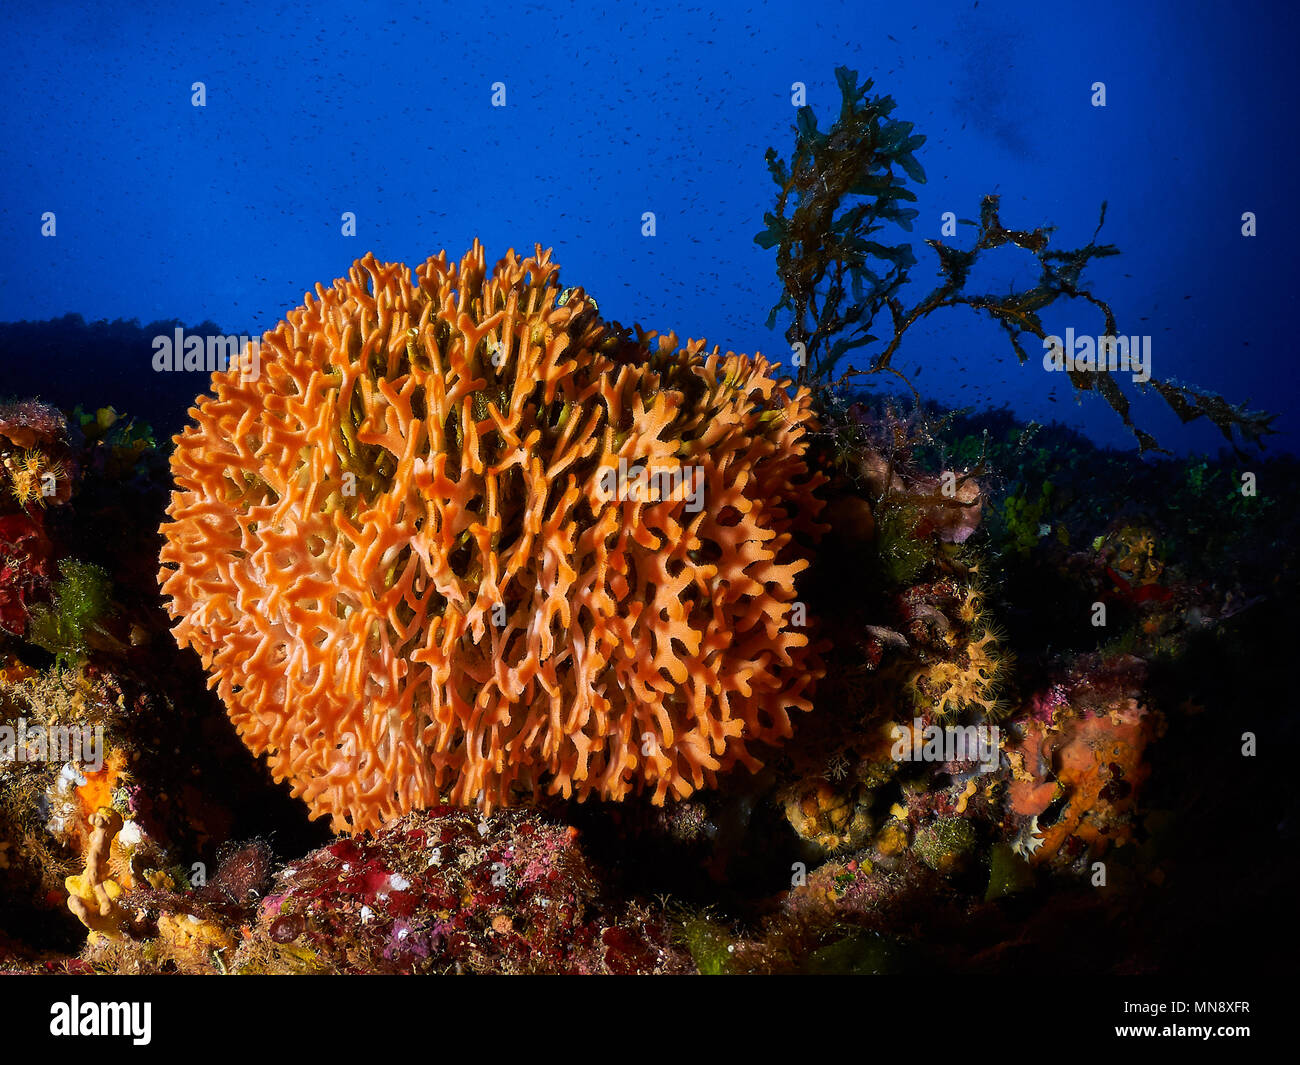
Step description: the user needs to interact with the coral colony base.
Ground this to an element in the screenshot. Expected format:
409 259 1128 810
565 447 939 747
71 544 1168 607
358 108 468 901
158 243 826 833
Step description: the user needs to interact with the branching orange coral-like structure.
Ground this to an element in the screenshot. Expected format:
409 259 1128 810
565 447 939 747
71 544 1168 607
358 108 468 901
159 242 826 833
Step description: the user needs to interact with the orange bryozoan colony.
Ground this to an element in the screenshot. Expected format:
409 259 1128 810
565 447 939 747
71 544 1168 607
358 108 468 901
159 242 826 833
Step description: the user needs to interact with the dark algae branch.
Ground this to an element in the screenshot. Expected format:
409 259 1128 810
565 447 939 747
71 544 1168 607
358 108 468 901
755 66 1276 453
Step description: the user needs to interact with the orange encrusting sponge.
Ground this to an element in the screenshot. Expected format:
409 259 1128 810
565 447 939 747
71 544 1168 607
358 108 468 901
159 242 826 833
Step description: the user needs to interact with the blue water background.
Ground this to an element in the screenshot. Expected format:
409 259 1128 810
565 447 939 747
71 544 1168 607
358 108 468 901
0 0 1294 455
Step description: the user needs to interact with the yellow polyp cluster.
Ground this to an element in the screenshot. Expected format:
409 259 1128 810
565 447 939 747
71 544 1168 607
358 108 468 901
3 449 65 507
904 582 1010 722
782 778 874 853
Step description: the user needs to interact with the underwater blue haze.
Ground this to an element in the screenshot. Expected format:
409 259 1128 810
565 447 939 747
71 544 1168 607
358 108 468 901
0 0 1294 455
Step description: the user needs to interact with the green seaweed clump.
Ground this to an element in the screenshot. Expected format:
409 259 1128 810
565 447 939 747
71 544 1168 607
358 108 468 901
73 405 157 481
985 843 1036 902
912 817 977 876
1000 481 1057 557
804 931 901 975
873 501 936 587
26 558 112 666
677 917 736 976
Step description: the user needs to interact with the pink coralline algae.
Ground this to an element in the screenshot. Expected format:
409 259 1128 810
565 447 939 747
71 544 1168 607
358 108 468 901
243 807 691 974
0 399 68 452
0 511 52 635
1027 685 1070 726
